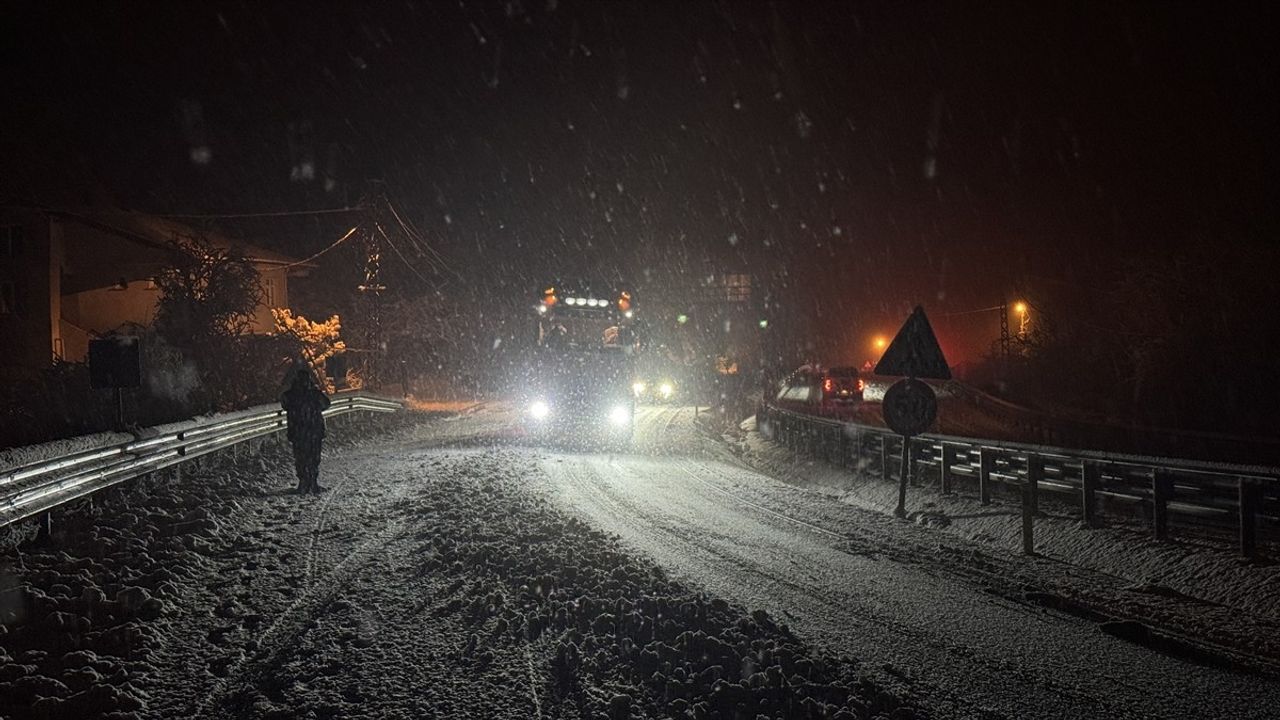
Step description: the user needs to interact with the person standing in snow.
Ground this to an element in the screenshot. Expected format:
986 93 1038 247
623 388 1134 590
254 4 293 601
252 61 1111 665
281 365 331 494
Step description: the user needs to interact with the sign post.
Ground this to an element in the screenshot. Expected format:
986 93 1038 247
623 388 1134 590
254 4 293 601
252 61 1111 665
875 306 950 518
89 336 142 430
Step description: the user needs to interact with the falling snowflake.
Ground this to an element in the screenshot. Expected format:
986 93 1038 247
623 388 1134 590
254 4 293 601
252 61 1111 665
795 110 813 139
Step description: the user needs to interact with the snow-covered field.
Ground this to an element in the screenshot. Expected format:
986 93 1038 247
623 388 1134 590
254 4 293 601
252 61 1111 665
2 403 1278 719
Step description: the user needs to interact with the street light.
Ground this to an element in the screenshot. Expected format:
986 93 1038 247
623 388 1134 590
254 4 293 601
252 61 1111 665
1013 301 1030 338
873 336 888 351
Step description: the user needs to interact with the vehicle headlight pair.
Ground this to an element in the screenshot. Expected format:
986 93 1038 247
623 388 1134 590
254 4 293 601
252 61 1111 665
529 400 551 420
633 381 675 398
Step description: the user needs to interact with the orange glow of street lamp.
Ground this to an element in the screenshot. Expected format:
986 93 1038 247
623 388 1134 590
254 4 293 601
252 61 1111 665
1013 301 1027 315
873 336 888 351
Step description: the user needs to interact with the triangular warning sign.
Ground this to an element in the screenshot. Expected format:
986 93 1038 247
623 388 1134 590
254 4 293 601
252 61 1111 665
874 306 951 380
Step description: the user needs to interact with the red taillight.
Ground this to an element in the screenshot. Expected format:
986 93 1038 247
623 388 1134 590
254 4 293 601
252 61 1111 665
823 378 833 393
857 379 865 392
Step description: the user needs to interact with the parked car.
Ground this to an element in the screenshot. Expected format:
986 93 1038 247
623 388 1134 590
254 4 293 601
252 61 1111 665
773 364 864 418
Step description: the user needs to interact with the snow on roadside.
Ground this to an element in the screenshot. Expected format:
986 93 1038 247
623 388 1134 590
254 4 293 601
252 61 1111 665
732 417 1280 622
0 411 410 720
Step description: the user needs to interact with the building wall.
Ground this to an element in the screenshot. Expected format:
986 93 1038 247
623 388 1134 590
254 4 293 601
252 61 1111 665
61 282 159 347
1 211 301 369
252 266 290 333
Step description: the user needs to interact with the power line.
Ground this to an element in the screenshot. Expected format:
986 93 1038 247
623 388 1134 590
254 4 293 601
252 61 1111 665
149 207 362 219
382 197 455 276
375 222 435 287
280 225 361 269
938 305 1005 317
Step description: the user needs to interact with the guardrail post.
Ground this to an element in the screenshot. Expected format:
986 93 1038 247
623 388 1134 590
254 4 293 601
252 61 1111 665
881 436 892 481
1238 478 1261 559
1081 461 1100 527
1026 454 1043 515
1021 475 1036 555
30 511 54 546
1152 469 1172 541
979 448 994 505
939 442 952 495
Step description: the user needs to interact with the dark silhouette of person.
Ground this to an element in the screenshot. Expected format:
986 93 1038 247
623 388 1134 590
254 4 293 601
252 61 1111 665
281 365 331 493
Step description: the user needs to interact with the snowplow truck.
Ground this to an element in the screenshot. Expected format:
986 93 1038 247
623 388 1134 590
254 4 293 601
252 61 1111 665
522 286 638 445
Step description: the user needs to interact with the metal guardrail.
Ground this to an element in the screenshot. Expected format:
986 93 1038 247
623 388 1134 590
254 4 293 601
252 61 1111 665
757 404 1279 558
0 393 403 530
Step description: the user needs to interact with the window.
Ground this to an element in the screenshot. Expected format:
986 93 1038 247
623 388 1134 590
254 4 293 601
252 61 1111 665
1 225 22 257
263 277 277 307
0 281 15 314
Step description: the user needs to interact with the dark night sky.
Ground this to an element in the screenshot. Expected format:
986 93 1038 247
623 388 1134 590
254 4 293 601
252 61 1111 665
4 1 1277 362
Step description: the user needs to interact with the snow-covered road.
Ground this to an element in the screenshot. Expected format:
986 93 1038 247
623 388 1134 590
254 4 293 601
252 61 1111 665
536 405 1280 719
4 404 1278 719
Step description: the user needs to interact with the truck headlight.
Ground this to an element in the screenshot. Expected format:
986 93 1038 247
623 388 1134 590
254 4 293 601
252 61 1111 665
529 400 551 420
609 405 631 426
659 382 674 399
632 381 646 397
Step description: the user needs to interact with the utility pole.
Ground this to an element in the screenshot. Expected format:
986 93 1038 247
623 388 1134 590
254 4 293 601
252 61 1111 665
357 194 387 387
999 300 1011 359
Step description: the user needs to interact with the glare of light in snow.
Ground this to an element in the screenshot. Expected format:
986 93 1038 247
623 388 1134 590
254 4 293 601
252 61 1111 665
190 146 211 165
444 214 452 225
795 110 813 139
493 338 502 350
727 232 739 246
732 97 742 110
831 225 843 237
616 181 624 193
817 181 826 193
292 162 315 181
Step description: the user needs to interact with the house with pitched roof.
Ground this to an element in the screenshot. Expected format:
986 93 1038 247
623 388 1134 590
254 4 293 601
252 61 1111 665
0 206 311 372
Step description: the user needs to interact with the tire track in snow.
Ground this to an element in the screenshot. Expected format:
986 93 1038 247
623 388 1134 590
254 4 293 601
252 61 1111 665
541 452 1172 719
193 514 406 718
